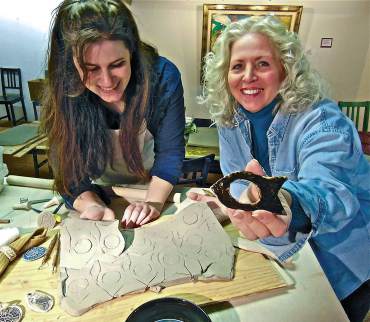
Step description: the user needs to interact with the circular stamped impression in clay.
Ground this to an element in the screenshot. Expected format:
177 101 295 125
26 290 54 313
74 238 93 254
126 297 211 322
0 303 23 322
23 246 47 261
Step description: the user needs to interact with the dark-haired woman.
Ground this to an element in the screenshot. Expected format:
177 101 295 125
41 0 185 228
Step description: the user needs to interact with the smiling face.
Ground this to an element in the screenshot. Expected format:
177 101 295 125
227 32 285 113
73 39 131 113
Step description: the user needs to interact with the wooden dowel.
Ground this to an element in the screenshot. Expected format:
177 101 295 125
51 232 60 273
38 232 58 269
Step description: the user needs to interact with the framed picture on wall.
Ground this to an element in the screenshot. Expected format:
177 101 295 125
201 4 303 61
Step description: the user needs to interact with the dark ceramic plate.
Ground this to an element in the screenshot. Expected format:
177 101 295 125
125 297 211 322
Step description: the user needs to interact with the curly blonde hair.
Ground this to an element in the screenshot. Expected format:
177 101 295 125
200 15 328 126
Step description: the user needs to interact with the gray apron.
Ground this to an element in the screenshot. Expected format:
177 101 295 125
93 126 155 186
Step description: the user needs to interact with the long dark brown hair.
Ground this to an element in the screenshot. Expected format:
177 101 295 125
41 0 157 195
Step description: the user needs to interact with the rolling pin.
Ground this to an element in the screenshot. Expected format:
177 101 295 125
112 186 182 203
6 175 54 190
6 176 184 203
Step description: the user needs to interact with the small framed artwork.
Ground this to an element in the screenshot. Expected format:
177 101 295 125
320 38 333 48
201 4 303 60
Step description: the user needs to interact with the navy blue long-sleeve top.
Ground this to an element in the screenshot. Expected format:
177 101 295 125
63 56 185 208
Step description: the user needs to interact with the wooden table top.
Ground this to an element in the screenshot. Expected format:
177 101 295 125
1 124 46 157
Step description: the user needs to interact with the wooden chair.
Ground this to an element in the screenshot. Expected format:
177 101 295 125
178 154 215 187
31 146 52 178
193 118 214 127
0 68 28 125
32 100 41 120
338 101 369 132
338 101 370 154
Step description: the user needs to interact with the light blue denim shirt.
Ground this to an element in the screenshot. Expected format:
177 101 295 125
218 98 370 300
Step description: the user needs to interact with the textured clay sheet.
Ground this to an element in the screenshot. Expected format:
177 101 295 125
59 202 235 316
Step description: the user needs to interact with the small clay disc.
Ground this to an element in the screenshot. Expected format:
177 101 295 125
26 290 54 313
23 246 47 261
0 304 23 322
37 211 56 229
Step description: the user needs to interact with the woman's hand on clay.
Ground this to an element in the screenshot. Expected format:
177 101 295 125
80 205 115 221
226 159 288 240
187 191 230 223
121 201 160 228
187 191 226 212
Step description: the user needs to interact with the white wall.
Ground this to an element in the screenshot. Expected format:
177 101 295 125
0 0 59 120
1 0 369 120
132 0 370 117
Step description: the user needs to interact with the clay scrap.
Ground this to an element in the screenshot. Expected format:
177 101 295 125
59 202 235 316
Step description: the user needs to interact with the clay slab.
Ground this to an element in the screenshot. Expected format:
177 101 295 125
59 203 235 316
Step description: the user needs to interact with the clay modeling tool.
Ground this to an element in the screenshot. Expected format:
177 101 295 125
38 232 59 269
21 228 48 252
51 232 60 273
211 171 287 214
0 228 46 278
12 198 51 213
42 196 63 209
53 202 64 215
52 201 64 224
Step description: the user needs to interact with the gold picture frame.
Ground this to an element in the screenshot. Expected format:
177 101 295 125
201 4 303 60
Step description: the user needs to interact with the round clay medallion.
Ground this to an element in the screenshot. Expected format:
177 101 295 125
26 290 54 313
0 303 23 322
37 211 56 229
23 246 47 261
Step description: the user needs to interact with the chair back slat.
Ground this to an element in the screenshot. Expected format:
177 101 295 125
338 101 370 133
0 67 28 125
350 105 355 123
179 154 215 187
355 107 360 129
1 68 23 97
363 105 369 132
